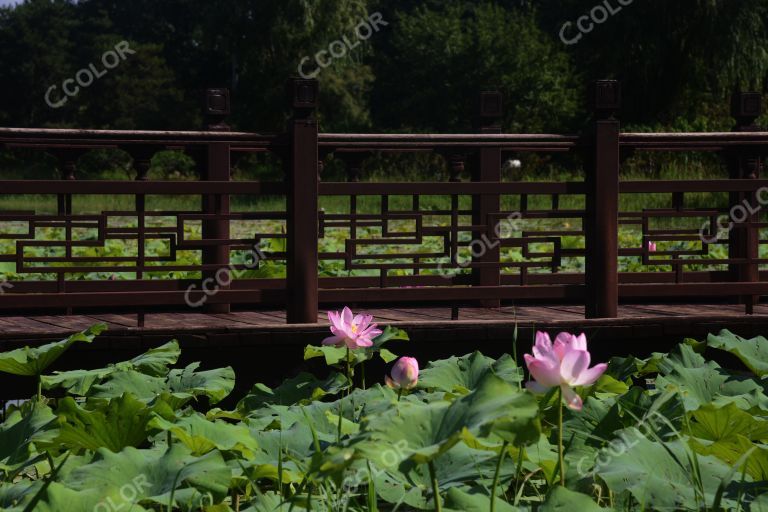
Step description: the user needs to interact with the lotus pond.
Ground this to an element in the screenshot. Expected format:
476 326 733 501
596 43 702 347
2 317 768 511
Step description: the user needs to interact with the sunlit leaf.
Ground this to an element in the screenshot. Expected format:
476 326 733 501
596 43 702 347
55 394 154 453
418 352 523 394
167 362 235 404
149 413 257 458
0 324 106 377
237 372 347 410
708 330 768 377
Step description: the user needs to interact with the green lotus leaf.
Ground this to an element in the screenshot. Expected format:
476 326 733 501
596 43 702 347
654 344 768 411
372 325 409 346
0 480 42 511
539 486 612 511
41 367 117 397
55 444 231 511
238 372 348 410
55 394 155 453
396 443 523 505
418 351 523 394
0 324 106 377
596 428 735 510
605 355 645 382
42 341 180 395
565 389 686 483
521 434 559 485
243 422 317 485
90 369 167 401
444 487 521 511
751 492 768 511
707 330 768 377
303 345 348 365
691 433 768 481
0 402 58 475
128 340 182 376
360 374 539 466
689 402 768 442
240 491 295 512
149 412 257 458
167 362 236 404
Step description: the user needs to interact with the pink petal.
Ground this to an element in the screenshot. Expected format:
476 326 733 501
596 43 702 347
341 307 354 327
391 362 405 382
572 333 587 351
322 335 343 346
526 380 549 394
355 314 373 329
533 333 559 365
553 334 571 361
560 350 590 386
328 311 341 330
572 363 607 387
526 358 561 388
554 332 576 345
385 375 396 389
534 331 552 352
360 325 382 339
405 358 419 377
349 337 373 349
562 385 583 411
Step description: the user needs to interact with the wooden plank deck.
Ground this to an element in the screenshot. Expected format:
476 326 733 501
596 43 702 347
0 303 765 340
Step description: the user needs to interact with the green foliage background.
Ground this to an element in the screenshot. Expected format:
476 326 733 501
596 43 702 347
0 0 766 134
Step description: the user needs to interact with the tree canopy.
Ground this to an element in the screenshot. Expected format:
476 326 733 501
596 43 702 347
0 0 765 133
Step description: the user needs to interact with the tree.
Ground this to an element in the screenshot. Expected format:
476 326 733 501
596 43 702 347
369 0 580 133
0 0 79 127
536 0 768 127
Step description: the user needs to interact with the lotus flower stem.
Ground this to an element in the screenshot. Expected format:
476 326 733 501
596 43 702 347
345 347 351 395
513 448 524 503
558 387 565 487
490 441 509 512
428 461 442 512
361 362 366 390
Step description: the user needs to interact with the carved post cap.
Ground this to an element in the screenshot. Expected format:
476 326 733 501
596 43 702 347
590 80 621 118
477 91 502 132
204 88 231 131
731 92 762 128
288 78 319 119
478 91 503 119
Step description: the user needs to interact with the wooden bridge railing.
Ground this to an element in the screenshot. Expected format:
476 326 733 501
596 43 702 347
0 80 766 323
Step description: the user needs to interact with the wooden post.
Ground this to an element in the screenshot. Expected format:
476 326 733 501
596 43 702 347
286 78 319 324
728 91 764 314
473 91 503 308
202 88 232 314
53 149 82 317
132 146 153 327
585 80 620 318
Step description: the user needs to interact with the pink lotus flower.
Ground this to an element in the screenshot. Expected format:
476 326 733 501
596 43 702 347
385 357 419 390
524 332 607 411
648 241 657 252
323 307 382 349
